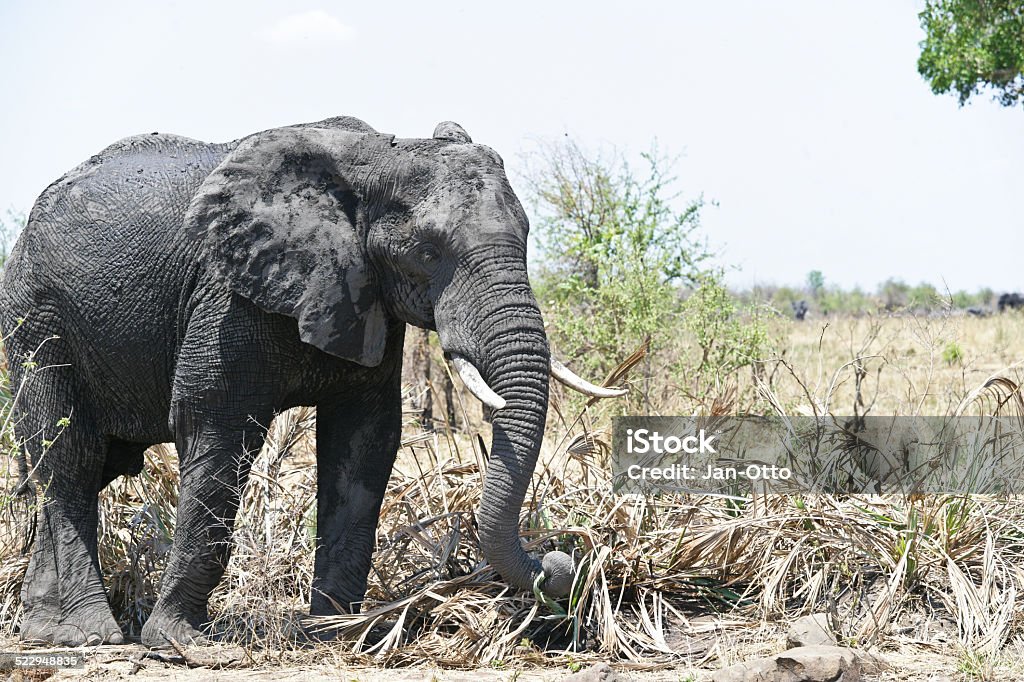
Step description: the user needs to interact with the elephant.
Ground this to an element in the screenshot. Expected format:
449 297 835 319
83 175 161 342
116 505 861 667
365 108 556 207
998 292 1023 312
0 116 625 648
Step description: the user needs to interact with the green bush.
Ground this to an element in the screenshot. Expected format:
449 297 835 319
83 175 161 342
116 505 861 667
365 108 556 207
526 140 708 384
524 140 785 414
806 270 825 299
942 340 964 365
0 210 24 271
1 211 25 463
908 283 941 309
681 272 774 379
1 336 14 461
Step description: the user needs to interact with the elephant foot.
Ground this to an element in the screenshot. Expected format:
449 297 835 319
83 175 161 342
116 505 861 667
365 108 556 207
141 608 210 649
20 601 124 646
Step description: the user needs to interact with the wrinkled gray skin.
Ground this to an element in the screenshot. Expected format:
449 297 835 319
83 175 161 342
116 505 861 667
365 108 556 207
0 116 574 648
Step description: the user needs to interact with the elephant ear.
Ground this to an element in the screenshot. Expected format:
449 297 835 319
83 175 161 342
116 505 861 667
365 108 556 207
184 126 392 367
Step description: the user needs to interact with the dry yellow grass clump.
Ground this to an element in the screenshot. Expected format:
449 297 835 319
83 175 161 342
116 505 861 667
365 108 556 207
1 312 1023 678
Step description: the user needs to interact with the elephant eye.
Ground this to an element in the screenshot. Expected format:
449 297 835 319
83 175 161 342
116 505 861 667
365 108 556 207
416 243 441 268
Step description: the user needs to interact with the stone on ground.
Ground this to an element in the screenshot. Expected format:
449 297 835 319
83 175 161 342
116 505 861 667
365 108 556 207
786 613 835 648
562 662 622 681
711 645 889 682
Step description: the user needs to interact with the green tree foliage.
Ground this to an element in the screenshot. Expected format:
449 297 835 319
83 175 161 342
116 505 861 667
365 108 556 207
818 286 873 316
908 283 941 308
806 270 825 300
0 210 25 269
758 280 992 317
879 278 913 310
682 273 772 378
1 351 13 459
525 140 709 378
526 141 777 413
918 0 1024 107
1 211 25 449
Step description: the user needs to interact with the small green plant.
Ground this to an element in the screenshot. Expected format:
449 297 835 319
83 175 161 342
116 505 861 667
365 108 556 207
957 648 996 680
942 340 964 365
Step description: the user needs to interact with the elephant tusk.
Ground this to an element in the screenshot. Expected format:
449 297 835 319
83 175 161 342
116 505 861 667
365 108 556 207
450 355 507 411
550 358 628 398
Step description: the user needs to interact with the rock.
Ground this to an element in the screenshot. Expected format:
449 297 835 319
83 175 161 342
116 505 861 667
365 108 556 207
857 651 891 676
562 662 622 681
786 613 835 648
711 645 888 682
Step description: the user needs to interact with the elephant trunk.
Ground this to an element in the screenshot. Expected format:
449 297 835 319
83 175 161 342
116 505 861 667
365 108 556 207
436 251 574 598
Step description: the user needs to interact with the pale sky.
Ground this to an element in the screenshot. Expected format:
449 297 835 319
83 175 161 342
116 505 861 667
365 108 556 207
1 1 1020 292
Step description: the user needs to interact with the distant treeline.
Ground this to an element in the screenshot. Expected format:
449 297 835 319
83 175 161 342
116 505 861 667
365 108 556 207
745 278 1007 317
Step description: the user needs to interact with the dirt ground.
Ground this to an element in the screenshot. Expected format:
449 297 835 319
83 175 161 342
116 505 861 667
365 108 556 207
3 641 1019 682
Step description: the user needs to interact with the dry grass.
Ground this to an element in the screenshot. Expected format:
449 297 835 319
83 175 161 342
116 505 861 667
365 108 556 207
772 313 1024 417
1 312 1023 678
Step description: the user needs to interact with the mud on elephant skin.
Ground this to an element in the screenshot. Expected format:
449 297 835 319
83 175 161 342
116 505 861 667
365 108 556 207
0 116 625 647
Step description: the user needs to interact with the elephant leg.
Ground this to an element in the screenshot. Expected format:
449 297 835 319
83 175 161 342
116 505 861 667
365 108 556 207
140 408 266 647
17 383 123 646
311 375 402 616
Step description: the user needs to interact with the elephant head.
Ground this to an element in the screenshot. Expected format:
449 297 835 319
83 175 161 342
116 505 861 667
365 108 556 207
183 117 624 598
